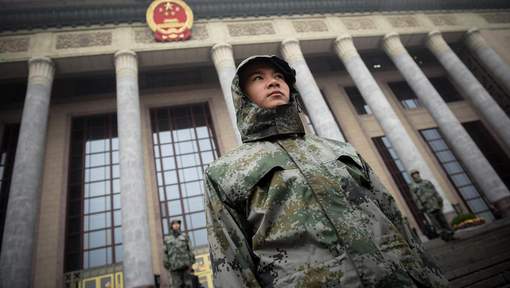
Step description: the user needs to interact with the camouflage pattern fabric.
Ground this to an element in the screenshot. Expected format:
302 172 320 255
164 232 196 271
204 55 448 288
409 180 443 213
170 269 194 288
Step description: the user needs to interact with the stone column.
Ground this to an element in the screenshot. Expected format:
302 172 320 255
0 122 4 151
114 50 154 288
0 57 54 287
465 28 510 95
211 43 242 144
426 31 510 150
281 38 345 142
334 35 453 213
384 33 510 215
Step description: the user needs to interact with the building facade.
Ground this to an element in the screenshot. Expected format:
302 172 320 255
1 1 510 287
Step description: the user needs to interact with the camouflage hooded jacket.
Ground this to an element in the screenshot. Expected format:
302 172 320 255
409 180 444 213
204 56 447 288
163 231 195 271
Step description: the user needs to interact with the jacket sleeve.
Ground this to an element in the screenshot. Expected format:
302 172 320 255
204 173 262 288
409 184 424 212
427 180 444 208
359 157 448 287
163 238 171 270
186 235 196 266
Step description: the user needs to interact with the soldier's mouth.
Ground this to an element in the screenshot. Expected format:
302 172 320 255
267 91 284 97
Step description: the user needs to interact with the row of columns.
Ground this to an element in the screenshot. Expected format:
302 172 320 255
383 33 509 212
1 28 509 287
335 35 453 212
427 32 510 150
210 30 510 215
0 52 155 287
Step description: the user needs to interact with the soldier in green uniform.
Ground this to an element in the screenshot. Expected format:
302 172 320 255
163 219 196 288
409 169 455 241
204 55 448 287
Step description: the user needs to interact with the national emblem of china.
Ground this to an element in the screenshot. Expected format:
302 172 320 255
146 0 194 41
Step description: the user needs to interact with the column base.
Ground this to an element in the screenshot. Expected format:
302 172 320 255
493 196 510 218
444 210 457 223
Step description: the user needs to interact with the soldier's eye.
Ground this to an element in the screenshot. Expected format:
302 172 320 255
274 73 284 79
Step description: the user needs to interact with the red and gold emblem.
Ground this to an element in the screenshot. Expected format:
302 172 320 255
146 0 194 41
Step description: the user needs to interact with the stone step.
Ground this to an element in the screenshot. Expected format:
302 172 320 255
431 239 510 271
427 231 510 255
450 259 510 288
423 218 510 288
445 249 510 280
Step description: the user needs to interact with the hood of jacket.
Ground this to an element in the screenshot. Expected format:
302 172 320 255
232 55 305 143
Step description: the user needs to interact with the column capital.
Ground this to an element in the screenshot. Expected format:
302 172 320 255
466 27 480 35
114 50 137 75
28 56 53 67
335 34 352 44
334 35 358 60
281 38 299 46
382 32 406 57
114 49 137 59
211 42 233 53
280 38 304 63
28 56 54 85
465 28 487 51
426 30 449 53
211 42 235 69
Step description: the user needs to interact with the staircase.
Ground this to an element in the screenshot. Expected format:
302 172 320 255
424 218 510 288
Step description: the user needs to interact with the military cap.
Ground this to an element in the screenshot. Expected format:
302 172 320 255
409 169 420 176
170 219 182 225
237 55 296 89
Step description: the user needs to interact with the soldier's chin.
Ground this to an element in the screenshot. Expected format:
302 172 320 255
266 99 289 109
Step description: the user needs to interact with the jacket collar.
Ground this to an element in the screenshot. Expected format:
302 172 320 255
231 55 305 143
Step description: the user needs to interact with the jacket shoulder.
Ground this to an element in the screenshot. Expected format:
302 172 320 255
424 180 434 186
205 141 293 203
305 135 363 167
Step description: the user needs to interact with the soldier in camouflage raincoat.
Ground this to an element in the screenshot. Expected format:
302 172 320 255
409 169 454 241
164 219 196 288
204 55 448 287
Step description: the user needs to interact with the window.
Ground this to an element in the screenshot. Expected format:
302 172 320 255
462 121 510 189
0 81 27 108
420 128 494 221
372 136 430 235
345 86 372 115
151 103 219 248
428 77 463 103
306 55 346 74
388 81 421 109
409 48 441 68
361 51 396 71
0 124 19 252
454 43 510 116
65 114 122 272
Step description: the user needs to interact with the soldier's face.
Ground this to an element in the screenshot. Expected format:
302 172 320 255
171 222 180 231
241 63 290 109
411 172 421 182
